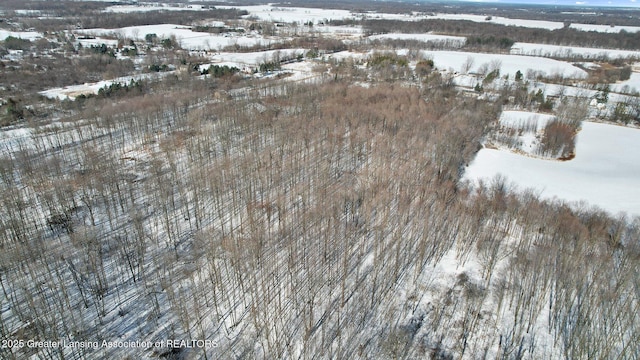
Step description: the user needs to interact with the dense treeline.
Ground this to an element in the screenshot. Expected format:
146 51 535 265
288 0 640 26
363 19 640 51
0 74 637 359
11 6 248 33
76 9 248 30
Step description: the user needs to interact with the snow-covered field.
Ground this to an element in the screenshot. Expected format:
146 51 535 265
216 5 356 24
210 49 306 67
422 50 589 79
76 24 275 50
83 2 640 34
281 61 323 82
0 29 42 41
298 25 363 37
511 42 640 60
569 23 640 33
493 111 556 156
212 4 626 33
424 13 565 30
39 73 166 100
368 33 466 47
104 4 212 13
499 110 555 131
464 121 640 216
611 72 640 93
76 36 119 48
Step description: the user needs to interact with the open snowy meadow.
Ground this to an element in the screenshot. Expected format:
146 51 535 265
464 121 640 216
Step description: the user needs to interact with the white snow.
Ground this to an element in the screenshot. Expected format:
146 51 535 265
76 24 274 50
0 30 42 41
611 72 640 93
293 25 363 38
425 13 564 30
499 110 555 132
493 111 556 155
464 121 640 217
422 50 588 79
104 4 211 13
39 73 163 100
511 42 640 60
216 5 355 25
368 33 466 47
76 36 119 48
211 49 306 67
569 23 640 33
325 50 367 62
281 60 325 83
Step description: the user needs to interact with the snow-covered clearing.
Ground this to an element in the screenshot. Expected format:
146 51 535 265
216 5 355 24
611 72 640 93
104 4 212 13
421 50 588 79
76 36 119 48
464 121 640 216
290 25 363 39
325 50 367 62
499 110 555 131
220 6 569 31
511 42 640 60
368 33 466 47
39 73 166 100
424 13 565 30
76 24 275 50
0 29 42 41
280 61 324 82
493 111 556 156
569 23 640 33
209 49 306 67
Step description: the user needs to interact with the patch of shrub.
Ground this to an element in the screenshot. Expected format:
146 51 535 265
3 36 32 50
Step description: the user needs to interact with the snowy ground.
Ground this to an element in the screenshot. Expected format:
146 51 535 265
76 36 119 48
39 73 167 100
0 29 42 41
611 72 640 93
569 23 640 33
368 33 466 47
75 24 275 50
209 49 306 67
295 25 363 37
463 121 640 217
499 111 555 131
421 50 588 79
491 111 556 156
104 4 212 13
511 42 640 60
280 61 324 82
424 13 564 30
216 5 356 25
84 2 640 34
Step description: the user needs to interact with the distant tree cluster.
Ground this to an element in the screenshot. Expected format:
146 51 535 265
94 79 144 98
200 64 240 77
78 9 248 30
2 36 33 51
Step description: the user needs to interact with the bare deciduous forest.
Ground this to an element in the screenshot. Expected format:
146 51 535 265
0 76 638 359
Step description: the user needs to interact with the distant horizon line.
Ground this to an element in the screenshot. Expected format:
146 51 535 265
411 0 640 8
